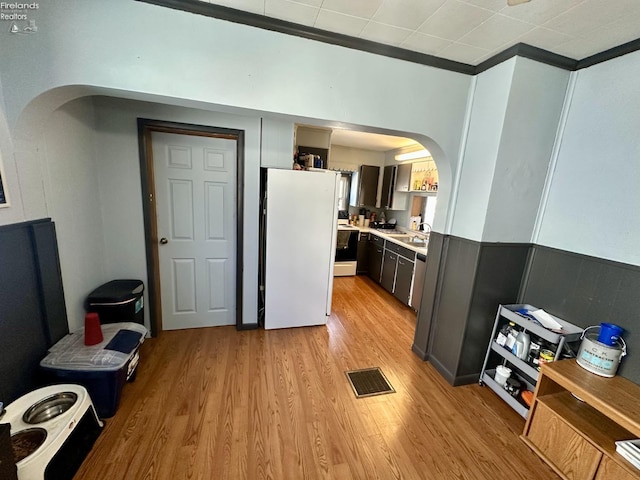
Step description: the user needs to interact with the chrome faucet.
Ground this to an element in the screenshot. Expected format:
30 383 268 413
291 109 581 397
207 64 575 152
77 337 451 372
418 222 432 234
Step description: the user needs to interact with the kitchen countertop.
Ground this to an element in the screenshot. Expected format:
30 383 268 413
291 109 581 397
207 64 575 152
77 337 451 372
339 225 428 255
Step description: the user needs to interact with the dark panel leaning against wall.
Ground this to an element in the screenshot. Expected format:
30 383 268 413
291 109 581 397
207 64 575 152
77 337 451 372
0 219 69 404
520 245 640 384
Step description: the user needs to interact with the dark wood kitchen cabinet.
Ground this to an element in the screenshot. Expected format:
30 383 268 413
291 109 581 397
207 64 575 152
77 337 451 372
381 250 397 293
356 165 380 207
356 232 369 274
394 255 414 304
381 164 409 210
380 165 395 209
368 234 384 283
395 163 412 192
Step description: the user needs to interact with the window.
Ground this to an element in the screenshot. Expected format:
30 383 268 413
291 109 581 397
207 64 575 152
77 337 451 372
337 172 352 212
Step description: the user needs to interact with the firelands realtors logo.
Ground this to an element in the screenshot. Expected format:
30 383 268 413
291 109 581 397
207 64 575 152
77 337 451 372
1 2 39 34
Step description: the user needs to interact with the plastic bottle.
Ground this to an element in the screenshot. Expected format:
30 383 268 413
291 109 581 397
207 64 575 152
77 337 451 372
505 322 518 351
496 323 511 347
528 336 542 365
514 331 531 360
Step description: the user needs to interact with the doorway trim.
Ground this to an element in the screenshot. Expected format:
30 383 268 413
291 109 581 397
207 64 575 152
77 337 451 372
137 118 245 336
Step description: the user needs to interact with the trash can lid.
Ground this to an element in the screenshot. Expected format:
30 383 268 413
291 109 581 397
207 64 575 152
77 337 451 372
87 280 144 303
41 322 147 371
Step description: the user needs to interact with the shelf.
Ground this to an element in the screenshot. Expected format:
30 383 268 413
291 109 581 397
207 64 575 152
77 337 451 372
408 190 437 195
523 360 640 480
537 392 635 457
540 360 640 439
482 370 530 419
490 341 539 381
499 304 583 344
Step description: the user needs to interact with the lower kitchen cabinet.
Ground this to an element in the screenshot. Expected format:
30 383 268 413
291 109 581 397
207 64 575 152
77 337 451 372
381 250 397 292
368 234 384 283
394 255 414 304
356 232 369 274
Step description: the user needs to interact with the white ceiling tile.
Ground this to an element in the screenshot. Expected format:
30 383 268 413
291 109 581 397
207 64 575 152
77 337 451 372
516 27 574 52
555 15 640 59
321 0 384 19
294 0 323 6
208 0 265 15
438 42 490 64
265 0 318 26
457 13 535 50
474 51 499 64
314 10 368 37
359 21 413 46
543 0 640 37
500 0 582 25
458 0 508 13
553 36 611 60
373 0 447 30
418 0 493 41
401 32 453 55
201 0 640 66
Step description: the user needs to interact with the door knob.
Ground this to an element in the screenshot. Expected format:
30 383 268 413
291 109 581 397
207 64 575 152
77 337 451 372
159 238 168 245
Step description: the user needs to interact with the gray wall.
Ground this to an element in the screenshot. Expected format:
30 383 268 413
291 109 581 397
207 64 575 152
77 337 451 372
520 246 640 381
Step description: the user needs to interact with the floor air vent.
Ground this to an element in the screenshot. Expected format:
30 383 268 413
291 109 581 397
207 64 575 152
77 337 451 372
345 367 395 398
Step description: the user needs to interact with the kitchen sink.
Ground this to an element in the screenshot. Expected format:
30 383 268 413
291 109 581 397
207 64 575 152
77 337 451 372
386 233 428 247
399 238 428 247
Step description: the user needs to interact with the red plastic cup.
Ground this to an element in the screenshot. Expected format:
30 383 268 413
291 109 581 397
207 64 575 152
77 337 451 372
84 312 104 346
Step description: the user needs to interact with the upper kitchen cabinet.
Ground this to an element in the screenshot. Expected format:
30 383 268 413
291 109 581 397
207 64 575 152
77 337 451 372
295 125 331 169
262 118 295 169
381 165 408 210
395 163 412 192
351 165 380 207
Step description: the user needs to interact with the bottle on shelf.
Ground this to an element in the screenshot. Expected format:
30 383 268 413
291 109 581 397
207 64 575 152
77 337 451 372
514 330 531 360
496 323 511 347
505 322 518 351
528 336 542 366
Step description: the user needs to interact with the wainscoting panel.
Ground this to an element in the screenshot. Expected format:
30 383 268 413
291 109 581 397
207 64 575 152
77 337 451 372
521 246 640 383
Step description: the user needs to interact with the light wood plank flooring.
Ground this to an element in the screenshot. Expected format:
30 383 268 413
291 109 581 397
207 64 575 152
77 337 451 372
75 275 556 479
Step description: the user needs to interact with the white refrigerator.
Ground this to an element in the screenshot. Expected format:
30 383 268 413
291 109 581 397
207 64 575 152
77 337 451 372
263 168 339 329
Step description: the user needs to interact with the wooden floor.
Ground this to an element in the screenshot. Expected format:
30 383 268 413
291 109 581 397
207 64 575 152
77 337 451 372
75 276 556 480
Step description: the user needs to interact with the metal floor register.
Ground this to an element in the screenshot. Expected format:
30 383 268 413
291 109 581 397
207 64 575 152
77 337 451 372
345 367 395 398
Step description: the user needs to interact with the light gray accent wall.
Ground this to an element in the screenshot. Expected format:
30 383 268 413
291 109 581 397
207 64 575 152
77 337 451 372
93 97 262 327
483 58 570 242
537 50 640 266
0 0 471 236
451 58 515 241
40 98 109 332
261 118 295 169
0 77 24 225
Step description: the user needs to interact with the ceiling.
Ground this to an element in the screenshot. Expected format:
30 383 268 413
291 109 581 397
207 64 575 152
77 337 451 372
198 0 640 66
330 129 419 151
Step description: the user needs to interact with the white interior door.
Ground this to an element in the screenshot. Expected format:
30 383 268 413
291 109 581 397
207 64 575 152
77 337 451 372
152 132 236 330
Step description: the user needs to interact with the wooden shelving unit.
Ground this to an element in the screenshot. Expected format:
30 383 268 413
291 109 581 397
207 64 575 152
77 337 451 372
522 359 640 480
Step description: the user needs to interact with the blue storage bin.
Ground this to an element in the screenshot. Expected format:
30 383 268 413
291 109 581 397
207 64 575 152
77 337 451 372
40 323 147 418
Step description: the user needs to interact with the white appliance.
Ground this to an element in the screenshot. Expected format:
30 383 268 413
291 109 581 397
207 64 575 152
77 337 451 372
263 168 339 329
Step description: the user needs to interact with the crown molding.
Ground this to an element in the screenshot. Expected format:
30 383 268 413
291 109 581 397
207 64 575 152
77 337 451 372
137 0 640 75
